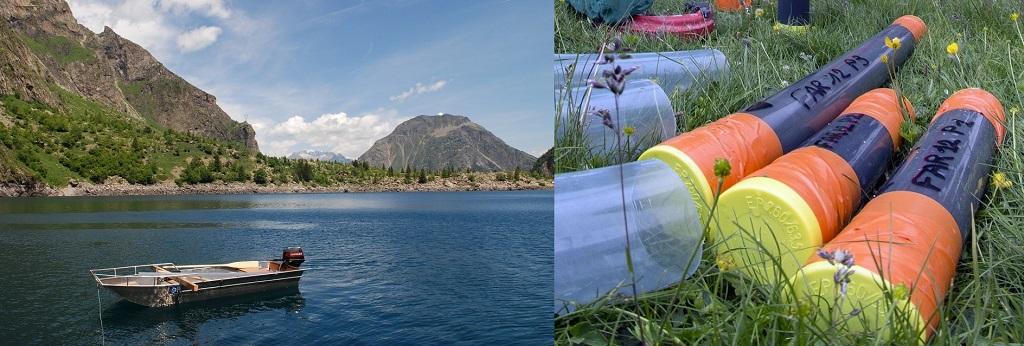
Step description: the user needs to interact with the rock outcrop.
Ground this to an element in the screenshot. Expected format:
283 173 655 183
0 21 59 107
532 147 554 176
0 0 257 150
0 145 46 197
358 114 536 171
97 27 258 150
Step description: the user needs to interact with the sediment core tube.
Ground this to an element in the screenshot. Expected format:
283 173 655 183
556 79 675 156
790 88 1006 340
640 15 926 221
554 49 730 94
554 159 703 315
713 88 914 284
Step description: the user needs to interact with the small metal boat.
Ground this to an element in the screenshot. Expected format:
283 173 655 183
90 247 307 307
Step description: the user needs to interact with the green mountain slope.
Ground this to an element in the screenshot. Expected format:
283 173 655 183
0 87 399 195
0 0 257 150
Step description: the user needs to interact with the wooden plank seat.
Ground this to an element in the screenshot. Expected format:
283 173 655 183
154 265 200 292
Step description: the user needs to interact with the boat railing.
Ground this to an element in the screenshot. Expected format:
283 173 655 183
89 263 188 286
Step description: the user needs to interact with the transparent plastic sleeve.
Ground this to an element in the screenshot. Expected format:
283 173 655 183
554 159 703 314
556 79 675 155
554 49 729 94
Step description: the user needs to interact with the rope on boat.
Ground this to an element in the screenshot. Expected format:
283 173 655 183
96 285 105 345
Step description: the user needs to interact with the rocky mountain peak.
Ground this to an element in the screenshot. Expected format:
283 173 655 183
96 26 165 81
1 0 90 40
358 114 535 171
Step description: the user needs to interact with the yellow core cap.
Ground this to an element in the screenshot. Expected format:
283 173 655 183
789 261 927 343
713 176 820 285
639 145 714 223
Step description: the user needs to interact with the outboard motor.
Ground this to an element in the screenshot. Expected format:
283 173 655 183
275 247 305 270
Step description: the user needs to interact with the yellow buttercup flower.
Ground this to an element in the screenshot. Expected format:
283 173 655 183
623 126 635 136
891 284 909 300
1012 12 1020 22
946 42 959 56
717 256 735 271
755 8 764 17
881 54 889 64
992 171 1013 190
885 36 902 50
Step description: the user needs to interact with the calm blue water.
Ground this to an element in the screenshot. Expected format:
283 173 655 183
0 191 552 345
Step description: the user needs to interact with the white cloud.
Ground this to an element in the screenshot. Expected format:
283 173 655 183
527 148 547 157
256 110 405 158
159 0 231 19
389 80 448 102
66 1 114 30
69 0 176 56
68 0 234 59
177 26 222 52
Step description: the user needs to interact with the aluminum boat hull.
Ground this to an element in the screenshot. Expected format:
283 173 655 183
97 265 305 308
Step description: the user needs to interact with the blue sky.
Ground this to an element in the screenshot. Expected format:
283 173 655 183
67 0 553 158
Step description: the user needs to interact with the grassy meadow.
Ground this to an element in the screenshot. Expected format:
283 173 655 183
554 0 1024 344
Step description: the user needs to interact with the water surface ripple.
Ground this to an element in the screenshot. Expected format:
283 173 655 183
0 191 552 345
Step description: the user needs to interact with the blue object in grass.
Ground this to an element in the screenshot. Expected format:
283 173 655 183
566 0 654 23
778 0 810 26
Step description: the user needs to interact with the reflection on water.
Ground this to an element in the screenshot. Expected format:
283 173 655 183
0 221 316 231
101 287 305 343
0 222 226 230
0 196 259 214
0 192 422 214
0 191 552 345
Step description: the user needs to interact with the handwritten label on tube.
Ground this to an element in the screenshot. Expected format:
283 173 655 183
911 118 975 192
789 55 871 110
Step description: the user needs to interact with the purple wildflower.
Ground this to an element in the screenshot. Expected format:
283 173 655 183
834 266 849 284
591 109 614 130
596 64 638 96
816 248 834 263
588 79 608 89
833 249 853 267
820 248 857 298
840 253 854 267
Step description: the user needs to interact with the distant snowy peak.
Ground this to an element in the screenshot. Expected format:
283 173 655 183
287 150 352 163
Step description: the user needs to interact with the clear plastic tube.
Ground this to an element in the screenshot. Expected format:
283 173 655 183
554 49 729 94
556 79 675 155
554 159 703 314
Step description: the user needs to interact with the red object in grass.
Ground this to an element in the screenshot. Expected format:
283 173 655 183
629 12 714 39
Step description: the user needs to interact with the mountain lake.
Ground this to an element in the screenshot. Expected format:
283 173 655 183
0 191 552 345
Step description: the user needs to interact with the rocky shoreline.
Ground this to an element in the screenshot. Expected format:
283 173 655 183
2 177 552 197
